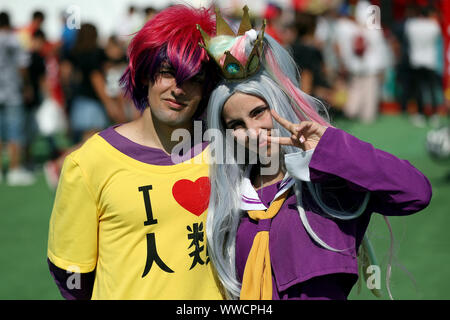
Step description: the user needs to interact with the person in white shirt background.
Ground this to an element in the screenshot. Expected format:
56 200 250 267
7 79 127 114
334 0 390 125
405 5 443 128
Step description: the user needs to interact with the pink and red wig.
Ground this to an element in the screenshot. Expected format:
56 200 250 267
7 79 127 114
120 5 216 112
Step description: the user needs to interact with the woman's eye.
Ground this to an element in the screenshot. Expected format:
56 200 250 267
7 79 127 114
231 124 243 130
252 106 268 117
227 122 244 130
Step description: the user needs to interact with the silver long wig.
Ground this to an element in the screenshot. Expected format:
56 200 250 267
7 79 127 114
206 35 372 299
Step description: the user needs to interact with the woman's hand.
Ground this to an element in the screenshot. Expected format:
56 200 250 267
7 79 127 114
268 110 327 151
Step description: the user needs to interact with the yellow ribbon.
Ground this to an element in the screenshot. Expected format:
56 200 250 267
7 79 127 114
240 189 290 300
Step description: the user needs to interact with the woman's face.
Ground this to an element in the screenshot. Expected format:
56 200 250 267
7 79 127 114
222 92 276 158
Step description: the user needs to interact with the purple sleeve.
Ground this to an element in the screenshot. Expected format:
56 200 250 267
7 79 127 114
309 127 432 216
47 258 95 300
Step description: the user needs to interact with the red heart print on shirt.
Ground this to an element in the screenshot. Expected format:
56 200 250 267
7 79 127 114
172 177 211 216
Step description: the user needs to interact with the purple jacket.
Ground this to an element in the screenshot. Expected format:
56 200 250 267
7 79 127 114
235 127 432 300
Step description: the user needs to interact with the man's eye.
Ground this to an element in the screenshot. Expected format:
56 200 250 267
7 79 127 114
192 76 204 83
159 70 175 77
191 73 205 83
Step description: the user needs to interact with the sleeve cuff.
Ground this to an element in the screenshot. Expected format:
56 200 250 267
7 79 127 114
284 148 315 182
47 249 97 273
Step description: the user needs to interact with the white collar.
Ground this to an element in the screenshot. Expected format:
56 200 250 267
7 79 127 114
239 165 295 211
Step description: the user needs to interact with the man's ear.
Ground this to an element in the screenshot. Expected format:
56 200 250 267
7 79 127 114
141 75 151 87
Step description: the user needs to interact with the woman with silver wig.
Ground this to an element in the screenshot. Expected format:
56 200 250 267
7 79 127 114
202 7 432 300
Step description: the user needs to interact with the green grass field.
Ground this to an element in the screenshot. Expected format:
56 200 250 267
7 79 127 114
0 114 449 300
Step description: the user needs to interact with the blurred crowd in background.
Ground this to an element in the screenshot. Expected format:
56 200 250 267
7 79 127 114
0 0 449 188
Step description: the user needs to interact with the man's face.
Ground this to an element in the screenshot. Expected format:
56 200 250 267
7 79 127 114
147 63 205 128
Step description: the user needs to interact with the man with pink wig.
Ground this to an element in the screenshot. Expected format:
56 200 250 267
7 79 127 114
47 5 223 300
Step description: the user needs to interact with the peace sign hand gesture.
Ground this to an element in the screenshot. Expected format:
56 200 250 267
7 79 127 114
268 110 327 151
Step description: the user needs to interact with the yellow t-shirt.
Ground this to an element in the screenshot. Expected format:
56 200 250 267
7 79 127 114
47 132 223 300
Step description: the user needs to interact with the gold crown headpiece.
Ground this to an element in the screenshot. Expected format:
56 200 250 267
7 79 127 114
197 6 266 80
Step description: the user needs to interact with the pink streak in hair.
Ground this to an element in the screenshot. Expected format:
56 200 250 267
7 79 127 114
218 35 249 67
265 48 331 127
